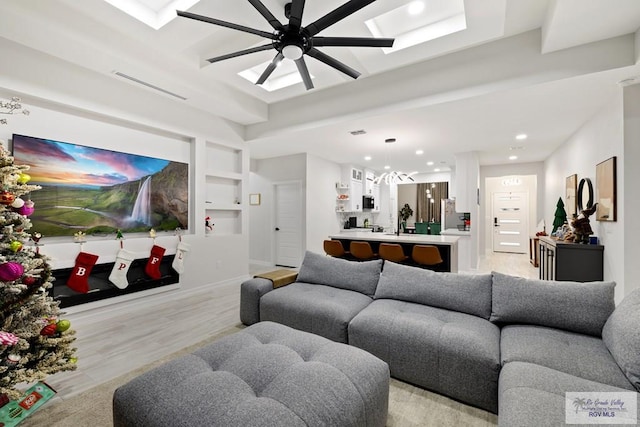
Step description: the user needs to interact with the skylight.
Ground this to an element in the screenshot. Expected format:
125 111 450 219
104 0 200 29
238 60 314 92
365 0 467 54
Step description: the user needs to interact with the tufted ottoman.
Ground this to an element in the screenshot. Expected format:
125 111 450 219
112 321 390 426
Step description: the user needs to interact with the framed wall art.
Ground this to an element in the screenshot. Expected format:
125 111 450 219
566 174 577 218
595 156 617 221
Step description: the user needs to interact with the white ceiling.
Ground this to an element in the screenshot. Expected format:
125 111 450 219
1 0 639 174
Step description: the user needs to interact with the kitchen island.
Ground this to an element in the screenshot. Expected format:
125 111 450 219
329 231 459 272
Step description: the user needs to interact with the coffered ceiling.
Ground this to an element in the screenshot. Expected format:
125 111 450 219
1 0 639 173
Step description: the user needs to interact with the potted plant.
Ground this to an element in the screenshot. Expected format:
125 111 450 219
399 203 413 231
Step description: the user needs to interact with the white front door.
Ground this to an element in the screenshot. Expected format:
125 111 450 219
275 182 303 267
492 192 528 254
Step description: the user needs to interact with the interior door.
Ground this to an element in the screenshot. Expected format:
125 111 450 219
492 192 529 253
275 182 303 267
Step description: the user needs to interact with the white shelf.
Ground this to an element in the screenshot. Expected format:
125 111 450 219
203 141 246 236
205 203 243 211
205 171 242 181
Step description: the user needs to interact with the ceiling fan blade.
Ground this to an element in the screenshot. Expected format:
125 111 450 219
207 44 274 63
247 0 285 31
295 56 314 90
305 0 375 37
256 52 284 85
312 36 394 48
288 0 306 31
177 10 275 39
307 48 360 79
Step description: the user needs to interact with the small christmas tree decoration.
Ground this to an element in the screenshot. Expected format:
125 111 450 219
552 197 567 233
56 320 71 333
40 323 57 336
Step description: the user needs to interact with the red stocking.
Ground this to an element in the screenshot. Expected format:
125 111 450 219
145 245 165 279
67 252 99 293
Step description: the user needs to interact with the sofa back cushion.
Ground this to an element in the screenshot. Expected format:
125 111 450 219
374 261 493 319
602 288 640 392
296 251 382 296
490 272 616 336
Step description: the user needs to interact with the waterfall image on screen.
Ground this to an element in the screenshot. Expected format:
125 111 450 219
11 134 188 237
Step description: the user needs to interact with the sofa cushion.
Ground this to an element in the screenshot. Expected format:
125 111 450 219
602 288 640 392
501 325 634 390
296 251 382 297
260 282 373 343
490 271 615 336
349 299 501 413
499 361 639 427
374 261 493 319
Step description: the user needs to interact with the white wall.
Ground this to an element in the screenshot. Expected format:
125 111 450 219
623 83 640 299
544 92 626 302
248 154 306 265
0 43 250 312
306 154 342 255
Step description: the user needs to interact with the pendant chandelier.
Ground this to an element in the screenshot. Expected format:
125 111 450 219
373 138 417 185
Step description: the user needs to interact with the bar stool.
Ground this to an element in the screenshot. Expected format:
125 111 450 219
323 240 349 258
349 241 378 261
379 243 408 263
412 245 443 268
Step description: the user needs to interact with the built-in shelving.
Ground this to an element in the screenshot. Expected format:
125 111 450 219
204 141 246 236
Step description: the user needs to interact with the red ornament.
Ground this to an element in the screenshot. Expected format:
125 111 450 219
0 262 24 281
40 324 57 336
23 276 38 286
0 191 15 205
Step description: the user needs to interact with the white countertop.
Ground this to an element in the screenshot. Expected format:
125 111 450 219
330 231 459 246
440 228 471 236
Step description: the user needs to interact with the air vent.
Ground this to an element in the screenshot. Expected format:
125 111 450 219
113 72 188 100
349 129 367 136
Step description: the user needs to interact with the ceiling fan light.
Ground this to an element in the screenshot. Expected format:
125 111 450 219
282 45 303 60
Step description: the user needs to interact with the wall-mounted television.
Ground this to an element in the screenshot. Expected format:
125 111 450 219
12 134 188 237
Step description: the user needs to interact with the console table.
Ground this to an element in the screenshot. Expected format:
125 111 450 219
538 236 604 282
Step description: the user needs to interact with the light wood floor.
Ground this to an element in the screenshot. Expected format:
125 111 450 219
41 251 537 403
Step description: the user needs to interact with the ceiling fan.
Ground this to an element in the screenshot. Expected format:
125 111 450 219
177 0 394 90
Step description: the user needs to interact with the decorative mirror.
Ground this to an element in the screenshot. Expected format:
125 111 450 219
577 178 593 213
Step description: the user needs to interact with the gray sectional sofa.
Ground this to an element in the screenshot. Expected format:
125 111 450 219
241 251 640 425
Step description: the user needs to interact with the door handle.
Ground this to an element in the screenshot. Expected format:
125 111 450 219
494 217 500 227
275 227 280 231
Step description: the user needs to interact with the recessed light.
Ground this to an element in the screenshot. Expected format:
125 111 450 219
509 155 518 160
426 161 434 166
408 1 425 16
364 156 372 161
515 134 527 140
434 168 441 172
384 165 391 170
415 150 424 155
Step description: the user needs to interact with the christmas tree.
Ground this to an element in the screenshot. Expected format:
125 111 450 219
552 197 567 233
0 142 77 400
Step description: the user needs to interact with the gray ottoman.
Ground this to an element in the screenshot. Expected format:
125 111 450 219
113 321 390 427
